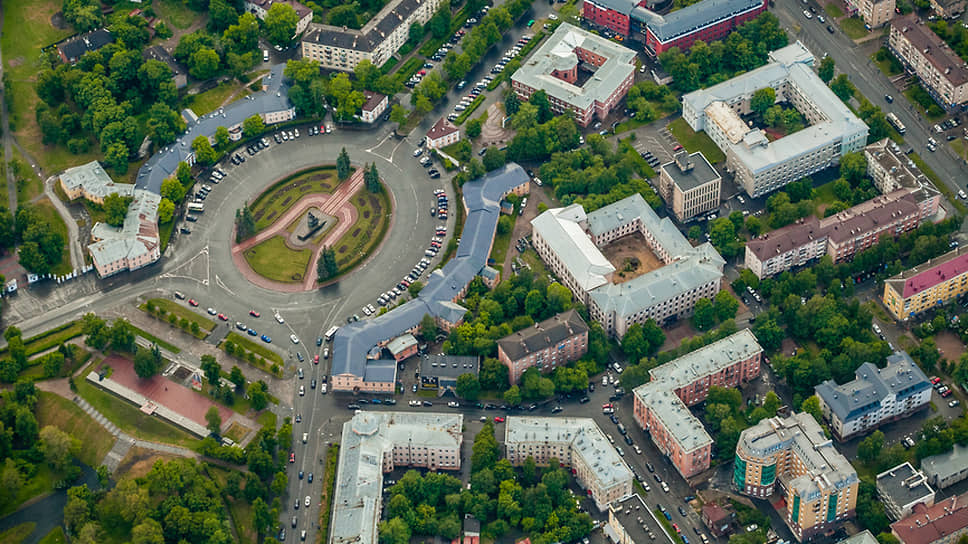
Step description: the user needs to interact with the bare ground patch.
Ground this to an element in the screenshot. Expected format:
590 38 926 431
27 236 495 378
116 446 178 479
600 233 664 284
657 320 700 352
935 331 965 361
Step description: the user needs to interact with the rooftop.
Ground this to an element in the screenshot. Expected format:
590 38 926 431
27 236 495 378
511 23 635 111
634 382 713 452
332 411 463 544
427 117 459 140
247 0 313 19
876 462 935 513
386 333 418 356
892 15 968 87
362 90 387 112
531 204 615 292
586 193 693 258
815 352 931 423
836 531 879 544
57 28 113 63
891 493 968 544
497 309 589 361
60 161 134 201
661 151 721 193
630 0 767 43
921 443 968 482
865 138 938 195
885 245 968 300
303 0 430 53
419 353 480 380
649 328 762 386
505 416 633 490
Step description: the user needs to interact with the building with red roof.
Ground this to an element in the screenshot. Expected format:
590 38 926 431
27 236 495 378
883 246 968 320
426 117 460 150
891 493 968 544
360 91 388 123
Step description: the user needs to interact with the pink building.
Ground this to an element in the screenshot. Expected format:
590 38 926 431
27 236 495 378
496 310 589 384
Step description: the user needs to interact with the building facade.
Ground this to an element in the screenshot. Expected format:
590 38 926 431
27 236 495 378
531 194 725 338
511 24 635 127
815 352 931 441
844 0 895 28
922 444 968 489
883 246 968 320
876 462 936 521
889 15 968 110
496 310 589 384
361 91 388 123
658 151 722 222
505 416 633 511
426 117 460 149
891 494 968 544
330 412 463 544
683 42 868 198
633 329 763 479
244 0 314 36
865 138 942 220
301 0 443 71
734 413 859 541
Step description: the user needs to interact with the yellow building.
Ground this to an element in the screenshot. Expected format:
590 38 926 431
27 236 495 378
734 413 859 541
883 246 968 320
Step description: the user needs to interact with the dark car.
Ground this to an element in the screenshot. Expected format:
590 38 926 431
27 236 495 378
827 25 835 33
423 400 433 406
647 463 655 473
317 337 323 346
180 227 191 234
579 396 590 403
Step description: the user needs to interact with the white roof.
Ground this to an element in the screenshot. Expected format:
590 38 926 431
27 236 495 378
531 204 615 291
88 189 161 267
60 160 134 200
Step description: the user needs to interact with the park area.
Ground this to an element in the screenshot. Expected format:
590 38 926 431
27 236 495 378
332 190 391 269
249 167 340 231
243 236 313 283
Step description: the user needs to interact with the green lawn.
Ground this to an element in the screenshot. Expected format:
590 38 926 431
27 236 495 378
75 377 197 448
184 82 244 117
37 528 66 544
825 3 844 16
243 236 313 284
142 298 216 332
872 48 903 77
0 466 54 517
127 322 182 353
36 392 114 467
812 180 841 209
667 118 726 163
222 332 284 367
331 188 391 273
489 218 515 270
12 148 44 203
455 95 487 125
950 136 968 162
317 443 340 541
155 0 202 29
249 167 339 231
33 198 73 275
904 85 947 122
840 17 870 39
0 523 36 544
0 320 83 358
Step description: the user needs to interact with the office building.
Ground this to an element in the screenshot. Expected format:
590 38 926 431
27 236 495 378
426 117 460 149
531 194 725 338
734 413 859 541
244 0 314 36
330 412 463 544
844 0 895 28
864 138 941 220
815 352 931 441
682 42 868 198
922 444 968 489
891 493 968 544
301 0 443 71
883 246 968 320
511 23 635 127
876 462 936 520
360 91 388 123
496 310 589 384
581 0 768 55
658 151 722 223
504 416 633 510
633 329 763 478
889 15 968 110
607 494 658 543
746 190 931 278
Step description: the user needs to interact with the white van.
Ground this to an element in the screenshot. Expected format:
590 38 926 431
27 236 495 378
263 50 269 62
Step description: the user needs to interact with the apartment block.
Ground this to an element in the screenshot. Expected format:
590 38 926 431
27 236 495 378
815 352 931 441
505 416 633 511
844 0 895 28
682 42 868 198
301 0 442 71
865 138 941 220
883 246 968 320
511 24 635 127
633 329 763 479
330 412 463 544
426 117 460 150
658 151 722 223
496 310 589 384
734 413 859 541
531 194 725 338
889 15 968 110
930 0 966 19
891 494 968 544
876 462 936 520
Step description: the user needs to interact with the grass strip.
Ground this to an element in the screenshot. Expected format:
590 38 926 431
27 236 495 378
392 57 425 87
37 527 66 544
419 6 470 57
380 56 400 74
667 118 726 163
36 391 114 467
220 332 284 376
0 522 36 544
909 152 967 215
318 443 340 543
454 94 487 125
128 323 182 353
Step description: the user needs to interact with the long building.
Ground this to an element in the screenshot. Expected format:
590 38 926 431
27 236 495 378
331 164 530 392
682 42 868 198
815 352 931 441
300 0 443 71
889 15 968 111
633 329 762 479
511 23 635 127
865 138 942 221
504 416 633 511
734 413 859 541
531 194 725 338
581 0 768 55
883 246 968 321
330 412 463 544
496 310 589 384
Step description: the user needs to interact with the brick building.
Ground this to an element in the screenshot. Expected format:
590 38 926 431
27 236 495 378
889 15 968 110
496 310 589 384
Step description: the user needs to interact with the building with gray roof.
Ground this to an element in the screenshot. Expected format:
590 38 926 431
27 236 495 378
922 444 968 489
330 411 463 544
658 151 722 222
496 309 589 384
531 193 725 338
877 462 936 520
56 28 113 65
682 41 868 198
815 351 931 441
734 413 859 541
505 416 633 510
511 23 635 127
331 164 530 392
837 531 879 544
419 353 479 392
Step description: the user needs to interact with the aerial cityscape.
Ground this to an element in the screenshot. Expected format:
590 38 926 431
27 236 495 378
2 0 968 542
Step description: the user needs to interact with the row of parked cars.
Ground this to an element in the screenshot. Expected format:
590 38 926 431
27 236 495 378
489 34 532 75
449 77 494 122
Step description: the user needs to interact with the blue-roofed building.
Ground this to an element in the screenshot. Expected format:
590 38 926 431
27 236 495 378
815 351 931 441
330 164 530 392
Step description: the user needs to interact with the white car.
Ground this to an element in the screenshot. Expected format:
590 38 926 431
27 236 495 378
299 386 305 396
302 432 308 443
362 306 372 316
305 496 311 507
803 9 812 18
409 400 421 406
549 13 558 20
448 401 460 408
275 313 285 324
290 333 300 344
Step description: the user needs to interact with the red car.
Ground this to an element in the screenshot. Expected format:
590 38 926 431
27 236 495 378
188 299 199 306
217 313 228 321
931 376 942 384
673 144 683 151
289 452 295 463
494 416 505 423
673 524 680 534
314 355 320 364
942 389 953 397
250 310 261 317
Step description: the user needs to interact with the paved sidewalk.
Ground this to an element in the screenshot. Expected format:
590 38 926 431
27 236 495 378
43 176 83 270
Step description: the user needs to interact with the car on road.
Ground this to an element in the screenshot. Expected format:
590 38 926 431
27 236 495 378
950 400 961 407
803 9 812 17
289 452 295 463
207 307 217 315
827 25 835 33
247 328 257 336
295 414 301 423
217 313 227 321
305 496 311 507
275 313 285 323
885 94 894 103
290 334 300 344
261 334 272 343
308 473 313 483
679 506 688 516
413 148 423 157
299 386 304 396
448 401 460 408
250 310 260 317
423 400 433 407
494 416 505 423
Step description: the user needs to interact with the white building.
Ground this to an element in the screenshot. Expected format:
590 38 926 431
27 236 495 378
244 0 314 36
330 411 463 544
922 444 968 489
876 462 936 520
682 41 868 197
505 416 633 511
426 117 460 150
301 0 443 71
360 91 388 123
531 194 725 337
814 351 931 441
